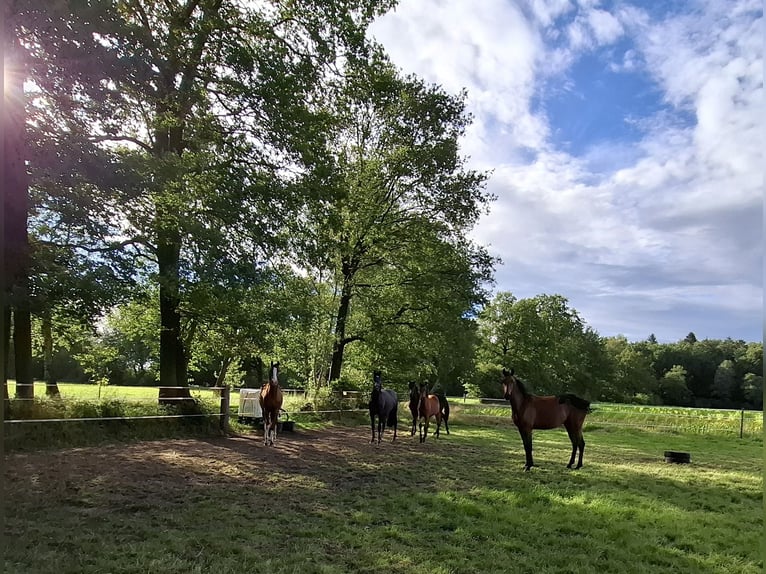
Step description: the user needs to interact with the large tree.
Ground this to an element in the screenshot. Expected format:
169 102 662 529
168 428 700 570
293 52 493 382
18 0 394 397
3 4 34 404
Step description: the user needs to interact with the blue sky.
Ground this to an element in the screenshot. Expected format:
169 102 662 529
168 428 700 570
369 0 763 343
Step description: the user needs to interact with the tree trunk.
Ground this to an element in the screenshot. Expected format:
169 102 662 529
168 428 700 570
215 356 232 387
3 32 33 401
156 228 192 404
41 310 60 397
12 296 33 399
329 263 355 382
154 108 191 404
2 304 10 416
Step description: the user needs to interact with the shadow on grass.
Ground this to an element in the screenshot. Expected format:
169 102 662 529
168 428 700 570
3 420 762 574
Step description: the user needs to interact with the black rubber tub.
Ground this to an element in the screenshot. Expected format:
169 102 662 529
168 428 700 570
664 450 691 464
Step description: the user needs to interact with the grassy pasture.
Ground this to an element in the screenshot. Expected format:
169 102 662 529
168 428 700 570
3 415 762 574
5 382 763 438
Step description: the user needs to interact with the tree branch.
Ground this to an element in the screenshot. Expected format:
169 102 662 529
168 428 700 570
89 135 153 152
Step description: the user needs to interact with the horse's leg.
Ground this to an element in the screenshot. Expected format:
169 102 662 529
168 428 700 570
565 423 578 468
519 428 534 470
378 418 383 444
443 411 450 435
418 419 424 443
370 413 376 444
263 413 269 446
272 413 278 445
576 433 585 469
434 413 441 438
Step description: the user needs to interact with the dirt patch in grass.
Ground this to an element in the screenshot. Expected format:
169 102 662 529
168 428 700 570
4 425 441 504
4 423 764 574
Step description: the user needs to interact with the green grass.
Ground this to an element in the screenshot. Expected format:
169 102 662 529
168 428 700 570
4 381 336 413
8 383 762 433
3 416 762 574
449 399 764 437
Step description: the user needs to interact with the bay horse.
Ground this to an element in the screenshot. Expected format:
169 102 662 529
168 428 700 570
417 382 448 443
259 361 283 446
500 368 591 470
369 370 398 444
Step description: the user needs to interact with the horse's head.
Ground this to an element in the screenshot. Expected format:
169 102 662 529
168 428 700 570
373 370 382 390
408 381 419 400
501 368 517 401
270 361 280 385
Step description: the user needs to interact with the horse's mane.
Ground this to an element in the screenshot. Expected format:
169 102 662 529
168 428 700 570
512 376 530 397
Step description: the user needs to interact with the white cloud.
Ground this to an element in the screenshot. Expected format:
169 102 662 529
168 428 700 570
586 8 624 44
370 0 763 341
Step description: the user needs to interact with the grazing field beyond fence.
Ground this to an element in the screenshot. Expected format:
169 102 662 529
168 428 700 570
4 382 763 440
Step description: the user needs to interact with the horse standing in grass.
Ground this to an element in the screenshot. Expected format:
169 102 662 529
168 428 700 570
500 368 591 471
417 382 447 443
259 361 283 446
369 371 398 444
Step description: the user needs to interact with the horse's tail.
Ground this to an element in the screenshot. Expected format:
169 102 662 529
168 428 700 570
439 394 450 420
558 393 592 413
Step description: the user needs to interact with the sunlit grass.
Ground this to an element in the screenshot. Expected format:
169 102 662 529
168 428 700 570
7 382 762 437
4 416 762 574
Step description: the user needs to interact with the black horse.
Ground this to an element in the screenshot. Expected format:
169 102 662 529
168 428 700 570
369 370 398 444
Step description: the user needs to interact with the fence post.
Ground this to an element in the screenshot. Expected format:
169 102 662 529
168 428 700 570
220 386 231 433
739 408 744 439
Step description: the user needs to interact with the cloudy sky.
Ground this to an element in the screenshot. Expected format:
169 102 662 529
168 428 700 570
369 0 763 343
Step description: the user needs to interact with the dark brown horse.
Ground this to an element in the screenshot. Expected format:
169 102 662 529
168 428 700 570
500 368 591 470
259 361 283 446
369 370 398 444
417 382 446 443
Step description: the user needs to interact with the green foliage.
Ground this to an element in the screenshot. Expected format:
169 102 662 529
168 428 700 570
602 336 657 402
712 359 736 401
658 365 693 406
741 373 762 409
476 292 608 398
288 51 494 387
